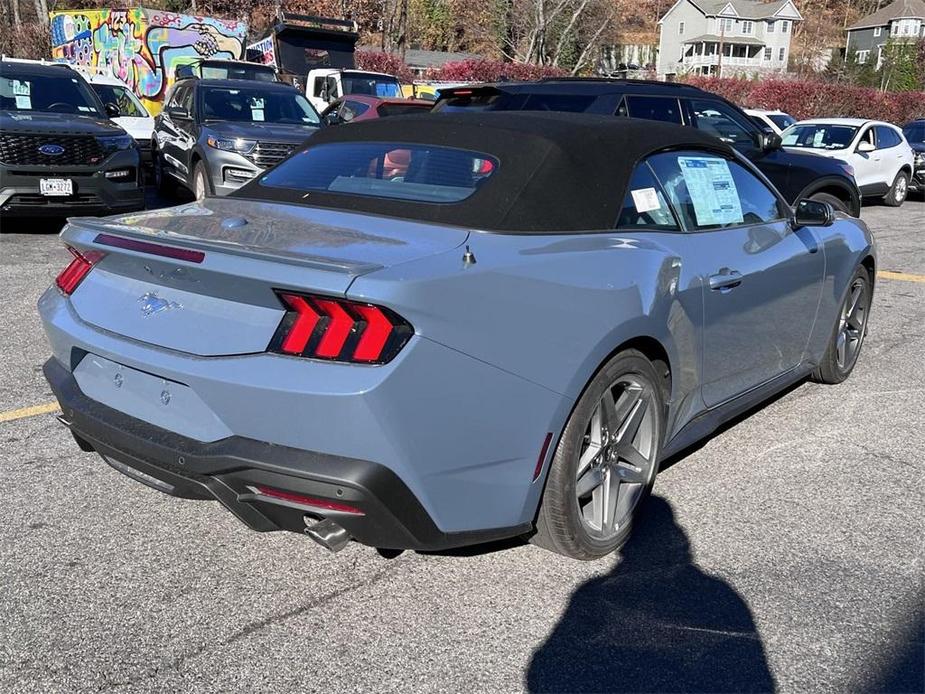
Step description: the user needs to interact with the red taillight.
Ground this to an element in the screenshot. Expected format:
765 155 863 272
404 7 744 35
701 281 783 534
270 291 412 364
55 247 105 295
251 485 364 515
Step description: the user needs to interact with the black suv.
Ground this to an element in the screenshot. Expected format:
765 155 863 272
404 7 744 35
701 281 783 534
435 79 862 216
0 59 144 218
152 78 320 199
902 119 924 196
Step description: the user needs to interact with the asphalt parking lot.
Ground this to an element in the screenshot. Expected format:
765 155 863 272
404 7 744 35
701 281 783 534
1 198 923 693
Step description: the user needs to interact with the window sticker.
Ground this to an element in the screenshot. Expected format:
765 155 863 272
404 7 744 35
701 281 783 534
631 187 662 213
250 97 265 121
16 95 32 109
12 79 31 96
678 156 743 226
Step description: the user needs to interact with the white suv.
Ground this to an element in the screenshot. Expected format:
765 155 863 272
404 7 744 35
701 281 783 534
781 118 915 207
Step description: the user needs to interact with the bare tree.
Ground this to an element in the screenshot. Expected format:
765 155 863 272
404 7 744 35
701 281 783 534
32 0 47 26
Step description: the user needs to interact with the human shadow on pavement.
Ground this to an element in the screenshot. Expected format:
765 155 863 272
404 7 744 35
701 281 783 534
527 497 775 693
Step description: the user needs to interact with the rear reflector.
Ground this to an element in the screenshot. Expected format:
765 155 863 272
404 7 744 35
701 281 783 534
56 246 105 295
94 233 205 264
270 291 413 364
251 485 364 515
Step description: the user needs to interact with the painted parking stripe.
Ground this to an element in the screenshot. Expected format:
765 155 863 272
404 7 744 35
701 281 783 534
879 270 925 283
0 401 60 424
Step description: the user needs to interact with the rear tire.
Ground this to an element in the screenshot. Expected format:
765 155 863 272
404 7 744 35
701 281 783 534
532 350 664 560
811 266 872 384
809 192 849 214
152 146 175 197
883 171 908 207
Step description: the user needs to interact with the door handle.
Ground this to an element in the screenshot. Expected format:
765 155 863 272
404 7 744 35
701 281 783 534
709 269 743 291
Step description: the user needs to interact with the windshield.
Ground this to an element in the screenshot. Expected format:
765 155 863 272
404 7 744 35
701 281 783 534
0 70 102 115
201 65 277 82
342 73 402 98
202 87 320 125
782 124 858 150
768 113 795 130
91 84 149 118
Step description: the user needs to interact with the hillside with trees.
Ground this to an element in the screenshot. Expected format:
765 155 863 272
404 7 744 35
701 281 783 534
1 0 922 86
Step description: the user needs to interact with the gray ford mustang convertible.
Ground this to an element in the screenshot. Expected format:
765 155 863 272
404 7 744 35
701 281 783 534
40 113 876 560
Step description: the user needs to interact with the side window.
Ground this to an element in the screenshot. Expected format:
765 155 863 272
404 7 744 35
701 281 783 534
624 96 683 124
326 76 340 99
647 151 785 231
875 126 900 149
615 97 628 117
858 127 875 149
688 99 757 151
164 85 179 110
179 85 194 115
313 77 325 98
616 163 679 231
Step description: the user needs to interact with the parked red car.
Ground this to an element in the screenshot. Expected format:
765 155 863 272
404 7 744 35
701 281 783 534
321 95 433 125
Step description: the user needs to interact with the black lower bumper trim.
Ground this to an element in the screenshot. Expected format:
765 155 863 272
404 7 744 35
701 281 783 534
44 357 530 551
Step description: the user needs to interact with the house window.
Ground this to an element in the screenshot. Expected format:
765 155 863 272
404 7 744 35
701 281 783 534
767 20 775 33
891 22 899 36
764 47 772 60
779 47 786 61
873 26 882 37
857 50 869 63
780 20 790 33
742 21 754 34
679 21 685 35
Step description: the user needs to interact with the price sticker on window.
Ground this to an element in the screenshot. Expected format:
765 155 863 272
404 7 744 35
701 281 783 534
631 187 661 213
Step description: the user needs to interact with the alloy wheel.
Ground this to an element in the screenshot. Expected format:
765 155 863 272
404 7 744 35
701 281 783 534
194 171 207 200
575 376 658 540
895 175 907 203
836 277 869 371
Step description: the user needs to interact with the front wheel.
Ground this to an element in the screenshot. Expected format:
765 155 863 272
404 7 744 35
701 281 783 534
808 192 849 214
812 266 872 384
532 350 664 560
883 171 908 207
192 161 211 201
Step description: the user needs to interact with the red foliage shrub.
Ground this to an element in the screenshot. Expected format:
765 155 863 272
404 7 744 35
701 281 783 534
683 76 925 123
355 50 414 82
428 58 567 82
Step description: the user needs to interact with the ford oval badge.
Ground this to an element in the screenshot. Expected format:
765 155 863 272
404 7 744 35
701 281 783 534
38 144 65 156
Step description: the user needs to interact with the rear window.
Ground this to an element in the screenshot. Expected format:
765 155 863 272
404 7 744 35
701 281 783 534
257 142 497 203
376 102 432 117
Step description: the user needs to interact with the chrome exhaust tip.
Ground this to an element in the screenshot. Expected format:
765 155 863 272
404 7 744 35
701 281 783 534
303 517 351 553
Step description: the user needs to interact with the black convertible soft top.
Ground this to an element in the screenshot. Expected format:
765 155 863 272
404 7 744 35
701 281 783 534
238 111 733 232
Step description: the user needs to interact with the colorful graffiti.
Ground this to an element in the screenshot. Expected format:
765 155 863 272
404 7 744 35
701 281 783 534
50 8 247 114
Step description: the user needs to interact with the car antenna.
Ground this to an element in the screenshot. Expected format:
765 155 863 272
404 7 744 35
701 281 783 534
462 245 477 267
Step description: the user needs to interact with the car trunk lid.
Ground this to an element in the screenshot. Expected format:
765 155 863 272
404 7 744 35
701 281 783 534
61 197 467 356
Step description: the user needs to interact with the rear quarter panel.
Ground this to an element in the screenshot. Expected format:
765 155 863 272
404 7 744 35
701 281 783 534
349 228 708 441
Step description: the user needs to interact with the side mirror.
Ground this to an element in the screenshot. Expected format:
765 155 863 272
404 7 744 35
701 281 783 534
323 111 340 126
167 106 190 120
104 102 121 118
793 198 835 228
857 141 876 153
755 131 782 151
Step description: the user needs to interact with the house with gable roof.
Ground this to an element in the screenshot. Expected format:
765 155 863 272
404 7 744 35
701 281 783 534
657 0 803 78
844 0 925 68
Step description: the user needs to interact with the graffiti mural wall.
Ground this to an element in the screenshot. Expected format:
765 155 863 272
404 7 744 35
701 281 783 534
50 8 247 114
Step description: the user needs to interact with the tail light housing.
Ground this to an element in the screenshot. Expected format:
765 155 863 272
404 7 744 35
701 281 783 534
55 247 105 295
269 291 413 364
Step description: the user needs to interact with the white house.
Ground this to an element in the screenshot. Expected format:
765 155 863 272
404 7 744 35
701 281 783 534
657 0 803 78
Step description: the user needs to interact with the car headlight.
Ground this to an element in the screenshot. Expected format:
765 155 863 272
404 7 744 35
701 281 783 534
207 136 257 155
96 135 135 155
914 152 925 168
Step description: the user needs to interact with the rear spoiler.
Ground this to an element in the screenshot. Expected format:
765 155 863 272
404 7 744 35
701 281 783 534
61 217 384 275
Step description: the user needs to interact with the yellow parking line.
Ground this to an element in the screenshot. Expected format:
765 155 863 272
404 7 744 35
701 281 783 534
0 402 60 424
880 270 925 283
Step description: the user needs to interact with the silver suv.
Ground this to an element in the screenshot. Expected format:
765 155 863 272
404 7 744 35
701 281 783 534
152 78 320 199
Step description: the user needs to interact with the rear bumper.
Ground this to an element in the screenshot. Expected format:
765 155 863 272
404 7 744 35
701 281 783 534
45 357 531 550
